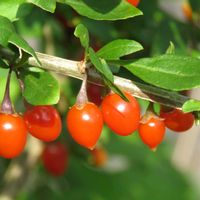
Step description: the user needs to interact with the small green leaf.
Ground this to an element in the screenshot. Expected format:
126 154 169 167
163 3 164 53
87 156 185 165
0 0 56 21
153 103 161 115
0 16 15 46
89 48 113 82
29 0 56 12
193 111 200 125
97 39 143 60
182 99 200 113
166 41 175 55
124 55 200 91
0 68 20 103
89 47 128 101
0 16 40 65
0 0 25 21
9 33 41 65
137 99 150 113
21 69 60 105
107 59 136 66
74 24 89 50
104 78 128 101
0 59 9 68
59 0 142 21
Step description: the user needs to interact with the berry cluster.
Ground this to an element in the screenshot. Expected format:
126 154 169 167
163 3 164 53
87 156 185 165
0 68 62 159
0 69 195 161
0 105 62 159
66 81 195 151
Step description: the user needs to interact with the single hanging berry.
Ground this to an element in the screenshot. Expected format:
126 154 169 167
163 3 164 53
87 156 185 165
101 92 140 136
86 82 104 106
138 112 166 150
160 108 194 132
0 68 27 158
42 142 68 176
127 0 140 7
182 1 193 21
66 74 103 149
24 105 62 142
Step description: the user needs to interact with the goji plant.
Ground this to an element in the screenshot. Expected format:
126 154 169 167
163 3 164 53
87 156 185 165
0 0 200 199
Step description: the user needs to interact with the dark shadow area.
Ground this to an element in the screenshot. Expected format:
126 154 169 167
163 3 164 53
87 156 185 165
82 0 121 14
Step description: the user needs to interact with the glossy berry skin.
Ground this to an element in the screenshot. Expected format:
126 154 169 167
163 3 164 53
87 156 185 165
0 113 27 158
160 109 194 132
66 103 103 149
101 92 140 136
42 142 68 176
138 117 165 149
87 82 104 106
24 106 62 142
127 0 140 7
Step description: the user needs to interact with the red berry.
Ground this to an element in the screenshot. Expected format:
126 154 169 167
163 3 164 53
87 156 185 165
42 142 68 176
0 113 27 158
182 1 193 21
24 106 62 142
87 82 104 106
160 109 194 132
127 0 140 7
138 114 165 149
66 102 103 149
101 92 140 136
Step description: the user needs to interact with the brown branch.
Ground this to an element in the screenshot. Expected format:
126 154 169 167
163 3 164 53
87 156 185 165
28 52 191 109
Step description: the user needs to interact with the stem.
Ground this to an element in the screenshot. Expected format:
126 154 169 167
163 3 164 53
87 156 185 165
1 67 14 114
15 70 24 92
15 70 33 110
76 73 88 107
28 52 192 110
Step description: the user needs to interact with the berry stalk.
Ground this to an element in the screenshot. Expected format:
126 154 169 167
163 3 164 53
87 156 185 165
76 73 88 107
1 67 14 114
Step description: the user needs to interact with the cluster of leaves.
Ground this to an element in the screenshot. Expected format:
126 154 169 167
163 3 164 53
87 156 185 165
0 0 200 113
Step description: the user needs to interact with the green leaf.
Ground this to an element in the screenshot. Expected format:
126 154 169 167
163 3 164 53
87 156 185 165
9 33 41 65
0 16 40 65
74 24 89 50
153 103 161 115
182 99 200 113
0 68 20 104
59 0 142 20
194 111 200 125
166 41 175 55
89 48 114 82
107 59 136 66
21 69 60 105
0 16 15 46
137 99 150 113
104 78 128 101
0 0 56 21
0 0 25 21
97 39 143 60
29 0 56 13
0 59 9 68
89 48 128 101
124 55 200 91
